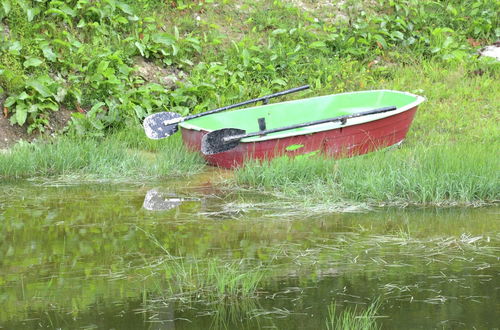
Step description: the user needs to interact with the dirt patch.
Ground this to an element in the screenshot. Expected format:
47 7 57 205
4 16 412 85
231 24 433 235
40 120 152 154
0 117 33 149
0 101 74 150
288 0 348 23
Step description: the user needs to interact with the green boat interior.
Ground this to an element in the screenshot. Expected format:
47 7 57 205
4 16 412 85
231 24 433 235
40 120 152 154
180 90 421 141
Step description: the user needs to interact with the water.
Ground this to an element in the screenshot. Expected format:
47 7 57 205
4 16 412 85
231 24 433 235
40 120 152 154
1 176 499 329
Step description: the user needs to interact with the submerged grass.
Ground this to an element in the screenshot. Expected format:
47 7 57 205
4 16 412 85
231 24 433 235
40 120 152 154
140 227 263 303
0 126 204 180
235 143 499 206
326 301 381 330
163 258 263 302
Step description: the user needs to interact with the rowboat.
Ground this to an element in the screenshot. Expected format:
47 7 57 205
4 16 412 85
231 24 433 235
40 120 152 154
179 90 425 168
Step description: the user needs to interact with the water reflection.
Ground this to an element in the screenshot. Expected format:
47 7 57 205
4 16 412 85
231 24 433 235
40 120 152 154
0 181 499 329
142 189 200 211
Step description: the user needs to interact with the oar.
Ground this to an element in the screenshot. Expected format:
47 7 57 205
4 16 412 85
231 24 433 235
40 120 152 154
201 106 397 155
143 85 310 139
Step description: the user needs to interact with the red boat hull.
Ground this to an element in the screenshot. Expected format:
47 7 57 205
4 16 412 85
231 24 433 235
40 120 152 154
181 106 418 169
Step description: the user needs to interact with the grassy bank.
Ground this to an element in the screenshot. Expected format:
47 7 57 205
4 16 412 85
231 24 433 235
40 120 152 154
0 126 204 180
235 143 499 206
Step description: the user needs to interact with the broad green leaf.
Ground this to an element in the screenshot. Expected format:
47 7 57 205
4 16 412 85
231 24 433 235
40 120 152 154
2 0 11 15
17 92 30 100
40 43 57 61
180 58 193 66
26 79 53 98
174 26 179 40
39 101 59 111
96 60 110 74
172 43 179 56
23 57 44 68
4 96 16 107
391 31 405 40
133 105 145 119
60 4 76 17
71 112 84 119
77 19 85 28
114 16 128 24
90 102 105 114
26 7 39 22
374 34 387 48
45 8 67 18
116 1 134 15
8 41 22 54
152 33 175 45
272 28 287 35
135 42 145 56
28 103 38 113
144 83 164 92
15 104 28 125
309 41 326 49
241 49 250 66
442 36 453 48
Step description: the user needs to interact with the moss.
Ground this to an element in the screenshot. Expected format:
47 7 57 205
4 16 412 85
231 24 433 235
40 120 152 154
0 52 26 92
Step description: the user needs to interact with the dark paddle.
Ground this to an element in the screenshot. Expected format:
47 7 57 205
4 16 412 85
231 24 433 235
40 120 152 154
201 106 397 155
143 85 310 139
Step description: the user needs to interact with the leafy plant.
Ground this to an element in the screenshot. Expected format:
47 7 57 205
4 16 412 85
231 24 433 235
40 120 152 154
4 75 62 132
0 0 498 136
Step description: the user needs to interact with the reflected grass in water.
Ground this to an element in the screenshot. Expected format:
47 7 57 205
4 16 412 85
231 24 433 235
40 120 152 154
235 143 499 206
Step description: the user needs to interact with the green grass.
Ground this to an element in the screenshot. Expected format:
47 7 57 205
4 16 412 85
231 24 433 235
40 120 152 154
235 143 499 206
376 61 500 145
326 301 381 330
0 127 204 180
162 258 263 302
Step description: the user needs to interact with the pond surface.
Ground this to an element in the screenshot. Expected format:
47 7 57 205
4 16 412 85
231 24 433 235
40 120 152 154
1 174 499 329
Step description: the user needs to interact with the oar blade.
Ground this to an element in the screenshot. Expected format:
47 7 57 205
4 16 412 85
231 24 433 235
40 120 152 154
143 112 181 139
201 128 246 155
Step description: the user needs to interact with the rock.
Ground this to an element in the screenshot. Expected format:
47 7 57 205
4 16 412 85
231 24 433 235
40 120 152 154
133 57 186 90
479 42 500 61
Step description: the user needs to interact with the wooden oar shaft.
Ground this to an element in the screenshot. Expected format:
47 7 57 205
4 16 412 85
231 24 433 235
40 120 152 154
224 106 397 142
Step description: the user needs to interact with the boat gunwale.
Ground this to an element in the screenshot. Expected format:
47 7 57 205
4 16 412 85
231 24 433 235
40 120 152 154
179 90 425 143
